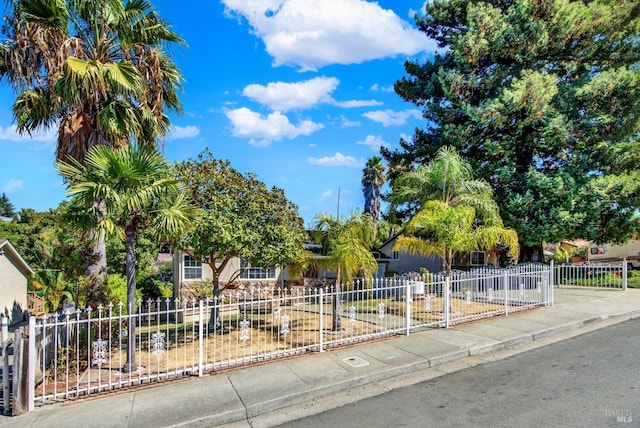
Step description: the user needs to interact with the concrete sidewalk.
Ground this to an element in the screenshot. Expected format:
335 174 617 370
3 287 639 428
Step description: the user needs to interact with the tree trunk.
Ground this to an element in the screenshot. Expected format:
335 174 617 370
86 229 106 278
208 279 222 332
519 243 544 263
86 198 107 285
122 231 137 373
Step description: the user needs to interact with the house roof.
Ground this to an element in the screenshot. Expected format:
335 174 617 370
380 232 403 249
0 238 35 277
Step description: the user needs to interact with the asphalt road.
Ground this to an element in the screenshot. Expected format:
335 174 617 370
277 318 640 428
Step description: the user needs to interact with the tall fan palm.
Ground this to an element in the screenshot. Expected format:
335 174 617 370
57 144 193 372
313 212 378 330
361 156 386 229
1 0 185 280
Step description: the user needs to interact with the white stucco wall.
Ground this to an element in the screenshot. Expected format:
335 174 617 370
0 252 28 325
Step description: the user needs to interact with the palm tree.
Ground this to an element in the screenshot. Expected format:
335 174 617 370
57 144 193 372
362 156 386 229
391 146 515 273
1 0 185 282
396 201 519 276
390 146 500 222
313 212 378 330
31 269 74 313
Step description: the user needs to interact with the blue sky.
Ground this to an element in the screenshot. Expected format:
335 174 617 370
0 0 436 227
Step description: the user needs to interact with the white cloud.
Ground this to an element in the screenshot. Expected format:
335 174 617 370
242 76 383 111
226 107 324 146
329 99 383 108
363 109 422 126
243 76 338 111
308 152 361 167
222 0 436 71
357 134 390 151
319 189 333 202
339 115 361 128
0 124 57 150
410 3 429 19
370 83 394 92
2 179 23 194
167 125 200 140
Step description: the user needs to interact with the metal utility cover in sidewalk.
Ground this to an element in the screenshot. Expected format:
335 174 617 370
343 356 370 367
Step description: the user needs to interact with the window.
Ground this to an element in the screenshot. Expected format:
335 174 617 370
590 247 605 255
240 260 276 280
391 250 400 260
470 251 485 266
183 254 203 280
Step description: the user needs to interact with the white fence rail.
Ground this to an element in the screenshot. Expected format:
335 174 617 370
554 262 627 290
24 265 552 409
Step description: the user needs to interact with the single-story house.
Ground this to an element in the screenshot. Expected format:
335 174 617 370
172 241 391 299
0 238 34 325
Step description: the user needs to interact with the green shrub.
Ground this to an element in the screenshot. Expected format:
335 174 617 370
627 270 640 288
107 274 142 311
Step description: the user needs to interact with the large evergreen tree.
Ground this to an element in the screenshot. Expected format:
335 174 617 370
0 193 15 217
383 0 640 260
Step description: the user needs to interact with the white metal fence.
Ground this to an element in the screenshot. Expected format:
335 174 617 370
18 264 552 410
554 262 627 290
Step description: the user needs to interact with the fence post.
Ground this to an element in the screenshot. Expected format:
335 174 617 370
623 259 628 291
198 300 203 377
503 271 509 316
11 328 23 415
444 276 450 329
405 279 411 336
550 260 555 288
27 316 35 412
542 267 551 305
319 288 324 352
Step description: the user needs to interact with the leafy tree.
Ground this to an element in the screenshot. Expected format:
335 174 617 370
361 156 386 230
174 149 306 329
384 0 640 258
57 144 193 372
0 193 15 217
1 0 185 279
313 212 378 330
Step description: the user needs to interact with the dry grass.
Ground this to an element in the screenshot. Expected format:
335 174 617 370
38 296 510 397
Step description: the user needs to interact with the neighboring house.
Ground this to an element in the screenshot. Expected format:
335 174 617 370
581 240 640 268
0 238 34 325
379 234 441 275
